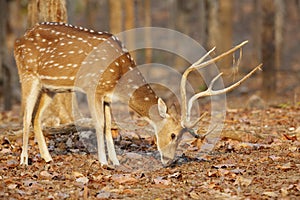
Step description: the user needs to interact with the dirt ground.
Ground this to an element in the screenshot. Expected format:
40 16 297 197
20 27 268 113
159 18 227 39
0 99 299 199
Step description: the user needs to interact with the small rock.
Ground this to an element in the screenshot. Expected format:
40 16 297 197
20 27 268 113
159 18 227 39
125 152 143 159
96 190 111 199
8 184 17 189
7 159 19 168
66 138 73 148
76 176 89 184
79 131 97 153
0 148 11 154
153 176 170 185
56 192 70 199
40 171 53 179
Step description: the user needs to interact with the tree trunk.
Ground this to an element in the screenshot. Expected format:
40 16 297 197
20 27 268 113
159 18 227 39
27 0 74 125
251 0 262 66
85 0 98 29
174 0 196 70
198 0 206 45
205 0 219 50
261 0 276 102
28 0 68 27
125 0 135 58
144 0 152 64
0 0 12 110
109 0 122 34
218 0 233 69
274 0 285 70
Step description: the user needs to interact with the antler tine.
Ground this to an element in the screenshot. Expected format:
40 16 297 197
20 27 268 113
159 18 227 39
181 41 249 127
186 64 262 126
180 47 216 127
184 112 207 129
191 40 249 71
186 72 223 119
191 47 216 68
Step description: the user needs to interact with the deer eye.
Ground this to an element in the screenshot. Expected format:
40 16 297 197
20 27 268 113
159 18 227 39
171 133 176 140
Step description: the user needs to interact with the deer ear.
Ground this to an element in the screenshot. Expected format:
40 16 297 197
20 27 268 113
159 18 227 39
158 98 167 119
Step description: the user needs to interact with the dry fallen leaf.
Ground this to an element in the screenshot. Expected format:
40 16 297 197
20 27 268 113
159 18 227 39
40 170 53 179
234 176 253 187
111 174 138 184
212 163 236 169
295 127 300 140
262 191 278 198
167 172 182 179
217 169 232 177
276 162 294 171
230 168 245 174
189 190 200 199
111 129 119 139
7 184 17 189
122 189 135 195
153 177 170 185
296 182 300 191
72 171 84 178
83 186 88 199
288 146 298 152
280 187 289 197
269 155 281 161
283 134 297 141
124 152 143 159
207 170 217 177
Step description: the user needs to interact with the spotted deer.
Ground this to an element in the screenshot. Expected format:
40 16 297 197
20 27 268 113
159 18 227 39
14 22 261 167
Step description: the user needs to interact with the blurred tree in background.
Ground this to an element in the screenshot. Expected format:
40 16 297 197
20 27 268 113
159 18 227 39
26 0 75 126
0 0 11 110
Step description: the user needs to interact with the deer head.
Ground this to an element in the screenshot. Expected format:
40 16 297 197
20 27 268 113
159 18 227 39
144 41 261 166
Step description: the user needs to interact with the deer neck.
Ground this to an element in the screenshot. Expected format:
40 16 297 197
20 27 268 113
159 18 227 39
129 84 159 119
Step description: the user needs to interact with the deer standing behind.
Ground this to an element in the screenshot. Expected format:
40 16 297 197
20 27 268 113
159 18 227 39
14 22 261 167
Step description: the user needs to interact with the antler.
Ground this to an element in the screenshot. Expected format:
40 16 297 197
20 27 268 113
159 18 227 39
181 41 262 128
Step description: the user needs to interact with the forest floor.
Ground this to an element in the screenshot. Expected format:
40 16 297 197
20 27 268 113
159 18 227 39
0 96 300 200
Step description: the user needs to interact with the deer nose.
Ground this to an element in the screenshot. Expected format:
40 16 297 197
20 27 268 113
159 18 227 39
161 155 174 167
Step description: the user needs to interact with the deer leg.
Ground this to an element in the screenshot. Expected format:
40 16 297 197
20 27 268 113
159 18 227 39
33 92 53 162
104 103 120 165
87 94 107 165
20 78 41 165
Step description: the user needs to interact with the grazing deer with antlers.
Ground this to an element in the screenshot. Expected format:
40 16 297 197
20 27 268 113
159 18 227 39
14 22 261 167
